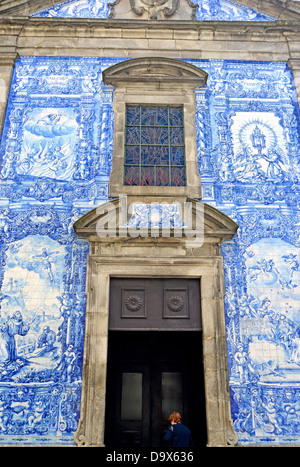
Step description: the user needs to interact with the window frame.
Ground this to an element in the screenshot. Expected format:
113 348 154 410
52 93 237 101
103 58 207 200
124 104 186 187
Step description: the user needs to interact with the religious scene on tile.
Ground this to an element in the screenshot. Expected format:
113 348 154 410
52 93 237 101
0 0 300 446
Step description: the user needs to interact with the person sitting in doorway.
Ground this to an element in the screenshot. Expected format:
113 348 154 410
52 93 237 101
164 411 193 447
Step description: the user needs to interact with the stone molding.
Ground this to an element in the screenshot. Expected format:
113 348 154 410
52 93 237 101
0 18 299 63
108 0 197 21
102 56 207 87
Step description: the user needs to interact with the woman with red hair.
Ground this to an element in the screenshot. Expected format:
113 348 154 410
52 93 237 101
164 412 193 447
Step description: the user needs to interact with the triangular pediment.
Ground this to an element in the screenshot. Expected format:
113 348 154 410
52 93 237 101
73 198 238 245
0 0 286 21
28 0 276 20
3 0 300 20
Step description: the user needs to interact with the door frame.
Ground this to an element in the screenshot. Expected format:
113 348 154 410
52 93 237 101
73 199 239 447
74 258 237 447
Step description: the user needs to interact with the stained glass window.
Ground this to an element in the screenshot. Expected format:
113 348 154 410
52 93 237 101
124 105 186 186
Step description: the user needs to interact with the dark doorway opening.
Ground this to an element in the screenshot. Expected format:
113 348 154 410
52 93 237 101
104 331 207 448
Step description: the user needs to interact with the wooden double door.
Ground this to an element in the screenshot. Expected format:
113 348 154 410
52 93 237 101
104 331 207 447
105 278 206 447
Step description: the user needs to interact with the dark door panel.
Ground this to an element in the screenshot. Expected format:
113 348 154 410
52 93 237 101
109 278 201 331
105 331 207 447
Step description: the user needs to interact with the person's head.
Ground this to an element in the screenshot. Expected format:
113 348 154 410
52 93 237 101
168 412 182 425
12 310 22 322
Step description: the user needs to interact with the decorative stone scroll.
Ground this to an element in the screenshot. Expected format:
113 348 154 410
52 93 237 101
108 0 197 20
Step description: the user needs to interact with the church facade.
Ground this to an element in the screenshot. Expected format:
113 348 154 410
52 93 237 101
0 0 300 447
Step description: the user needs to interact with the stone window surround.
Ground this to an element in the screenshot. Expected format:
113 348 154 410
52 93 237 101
102 57 208 200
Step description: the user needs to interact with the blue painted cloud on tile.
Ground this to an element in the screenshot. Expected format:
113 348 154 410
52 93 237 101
196 0 276 21
31 0 110 18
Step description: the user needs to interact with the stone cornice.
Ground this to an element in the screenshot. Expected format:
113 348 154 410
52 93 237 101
1 15 300 30
1 16 300 63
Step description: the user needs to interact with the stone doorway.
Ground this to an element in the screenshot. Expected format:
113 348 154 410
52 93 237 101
73 198 239 447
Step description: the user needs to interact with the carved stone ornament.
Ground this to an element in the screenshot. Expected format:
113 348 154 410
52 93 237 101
125 295 143 312
109 0 197 20
167 295 184 312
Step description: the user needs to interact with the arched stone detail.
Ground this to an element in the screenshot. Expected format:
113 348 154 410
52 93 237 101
102 57 207 200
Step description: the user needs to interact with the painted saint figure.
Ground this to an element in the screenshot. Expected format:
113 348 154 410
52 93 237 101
35 248 56 282
0 311 31 365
